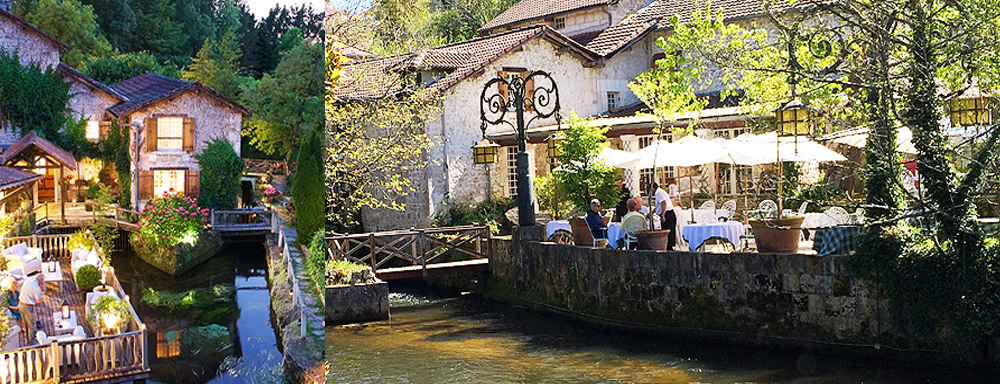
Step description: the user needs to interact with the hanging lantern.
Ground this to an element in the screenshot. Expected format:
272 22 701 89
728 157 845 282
61 299 70 319
472 139 500 164
775 98 810 136
949 97 991 127
546 131 565 159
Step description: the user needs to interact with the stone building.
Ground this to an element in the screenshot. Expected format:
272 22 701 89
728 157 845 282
0 7 248 209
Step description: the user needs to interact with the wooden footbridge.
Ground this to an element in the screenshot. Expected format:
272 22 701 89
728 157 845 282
33 203 279 237
326 225 493 280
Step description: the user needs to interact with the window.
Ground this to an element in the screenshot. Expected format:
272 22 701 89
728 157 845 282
498 68 534 111
607 92 619 110
156 331 181 358
507 147 518 198
85 120 100 142
554 17 566 29
157 117 184 150
153 170 185 196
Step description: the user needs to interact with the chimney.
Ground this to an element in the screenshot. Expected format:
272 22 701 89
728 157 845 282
0 0 10 13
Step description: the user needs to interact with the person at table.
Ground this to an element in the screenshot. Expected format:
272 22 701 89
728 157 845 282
653 181 677 249
5 277 22 341
634 196 650 215
618 198 648 248
586 199 608 246
18 272 44 345
613 179 632 222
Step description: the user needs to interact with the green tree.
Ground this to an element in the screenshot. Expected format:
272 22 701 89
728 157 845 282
0 52 71 141
129 0 185 60
79 0 136 52
26 0 112 68
83 51 180 84
183 30 244 101
551 114 620 213
174 0 217 57
193 138 244 209
293 127 324 240
244 40 323 161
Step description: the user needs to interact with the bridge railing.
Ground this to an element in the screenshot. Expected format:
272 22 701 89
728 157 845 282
32 204 139 231
244 159 288 176
325 225 492 276
277 228 306 338
0 232 148 383
210 209 278 234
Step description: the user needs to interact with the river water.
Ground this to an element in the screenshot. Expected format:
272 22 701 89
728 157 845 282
111 243 282 384
326 282 988 384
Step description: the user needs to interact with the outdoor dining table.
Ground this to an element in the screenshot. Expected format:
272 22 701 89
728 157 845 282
682 221 745 251
812 225 862 256
545 220 625 248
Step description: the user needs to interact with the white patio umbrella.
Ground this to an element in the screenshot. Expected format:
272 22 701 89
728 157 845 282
598 147 640 168
633 135 734 221
827 126 917 155
728 132 847 163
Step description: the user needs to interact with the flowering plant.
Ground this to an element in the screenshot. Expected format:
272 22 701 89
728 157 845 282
136 190 209 248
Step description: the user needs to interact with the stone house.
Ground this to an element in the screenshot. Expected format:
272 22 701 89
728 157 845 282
0 6 248 209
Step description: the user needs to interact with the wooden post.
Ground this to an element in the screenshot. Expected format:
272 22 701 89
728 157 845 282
487 227 493 262
61 199 66 224
51 341 60 380
271 211 279 234
418 229 427 277
210 210 216 229
368 233 377 270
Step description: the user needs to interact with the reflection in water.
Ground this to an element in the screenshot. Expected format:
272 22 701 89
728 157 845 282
112 243 281 384
327 284 989 384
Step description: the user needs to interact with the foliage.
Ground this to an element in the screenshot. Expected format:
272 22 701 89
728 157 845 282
788 183 846 212
141 285 233 313
183 30 247 101
0 51 71 142
131 230 223 275
326 55 440 229
305 230 326 296
90 295 130 334
79 0 136 51
293 127 325 240
193 139 244 209
551 114 621 212
243 40 324 161
326 259 374 286
534 174 573 220
26 0 112 68
446 198 515 235
67 230 97 252
136 191 209 248
83 51 181 85
89 185 117 255
75 264 101 291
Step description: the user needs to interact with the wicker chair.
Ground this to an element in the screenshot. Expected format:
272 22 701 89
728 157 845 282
568 218 608 247
620 214 647 250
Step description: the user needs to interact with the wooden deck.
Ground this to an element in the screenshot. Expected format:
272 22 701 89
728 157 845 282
34 260 96 340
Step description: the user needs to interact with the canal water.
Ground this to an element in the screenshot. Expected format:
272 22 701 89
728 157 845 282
326 282 989 384
111 242 282 384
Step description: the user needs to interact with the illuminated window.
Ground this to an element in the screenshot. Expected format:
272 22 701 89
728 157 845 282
154 170 185 196
157 117 184 150
949 97 991 127
85 121 100 142
553 17 566 29
156 331 181 358
607 92 619 110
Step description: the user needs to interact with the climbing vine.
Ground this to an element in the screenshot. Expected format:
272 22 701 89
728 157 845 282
0 52 71 142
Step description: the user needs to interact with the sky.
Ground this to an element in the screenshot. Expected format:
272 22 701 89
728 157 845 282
244 0 327 18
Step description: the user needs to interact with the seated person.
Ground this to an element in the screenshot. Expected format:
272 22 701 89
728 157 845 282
585 199 608 243
618 199 649 248
634 196 650 215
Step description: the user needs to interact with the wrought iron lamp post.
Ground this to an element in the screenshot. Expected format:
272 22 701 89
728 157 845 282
477 71 561 227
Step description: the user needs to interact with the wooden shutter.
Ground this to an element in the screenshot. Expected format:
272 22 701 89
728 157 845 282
182 117 196 152
138 171 153 200
99 121 112 141
497 71 508 102
523 71 535 112
185 170 200 198
145 118 157 153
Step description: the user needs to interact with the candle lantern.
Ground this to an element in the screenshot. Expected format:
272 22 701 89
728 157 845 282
61 299 70 319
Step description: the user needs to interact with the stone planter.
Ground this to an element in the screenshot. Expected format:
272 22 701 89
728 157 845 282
635 229 671 251
325 280 389 325
749 216 804 254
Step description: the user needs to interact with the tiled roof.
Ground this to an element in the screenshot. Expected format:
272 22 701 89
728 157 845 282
333 26 598 100
0 8 71 51
1 131 77 170
0 166 42 190
107 73 250 117
586 0 791 56
480 0 613 32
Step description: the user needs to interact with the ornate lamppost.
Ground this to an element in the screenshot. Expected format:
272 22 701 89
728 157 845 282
476 71 561 227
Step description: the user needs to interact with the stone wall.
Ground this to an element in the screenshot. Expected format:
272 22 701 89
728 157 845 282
0 13 60 70
490 236 894 349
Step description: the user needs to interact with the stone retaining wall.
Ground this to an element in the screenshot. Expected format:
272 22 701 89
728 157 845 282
325 281 389 325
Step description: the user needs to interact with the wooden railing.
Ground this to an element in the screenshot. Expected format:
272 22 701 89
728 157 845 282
244 159 288 176
211 210 278 234
277 228 305 338
325 225 492 276
32 204 139 232
0 233 148 383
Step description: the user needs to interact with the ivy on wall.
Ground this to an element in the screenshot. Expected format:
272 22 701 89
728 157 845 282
0 52 71 141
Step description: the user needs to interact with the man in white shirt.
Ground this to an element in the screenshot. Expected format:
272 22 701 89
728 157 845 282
653 181 677 249
18 273 44 345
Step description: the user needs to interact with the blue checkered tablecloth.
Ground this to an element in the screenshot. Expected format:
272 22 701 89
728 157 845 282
812 225 862 256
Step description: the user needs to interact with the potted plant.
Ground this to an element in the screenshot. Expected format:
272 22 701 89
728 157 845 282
75 264 101 291
90 295 129 335
635 229 672 251
67 230 96 252
748 209 803 253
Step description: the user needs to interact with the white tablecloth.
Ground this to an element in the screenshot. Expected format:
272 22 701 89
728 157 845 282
682 221 746 251
672 208 730 250
545 220 624 248
545 220 571 238
606 223 623 249
801 212 838 229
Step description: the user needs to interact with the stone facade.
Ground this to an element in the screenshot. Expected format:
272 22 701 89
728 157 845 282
0 13 60 70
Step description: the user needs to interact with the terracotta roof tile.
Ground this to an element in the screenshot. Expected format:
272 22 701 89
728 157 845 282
1 131 77 170
107 73 250 117
0 166 42 190
480 0 613 32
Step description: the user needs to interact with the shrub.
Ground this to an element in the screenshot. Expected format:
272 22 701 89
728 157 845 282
326 259 374 286
306 230 326 296
136 191 209 248
447 198 515 235
67 230 97 252
90 295 130 334
551 114 621 212
75 264 101 291
194 139 245 209
86 184 101 200
534 175 572 219
292 127 324 240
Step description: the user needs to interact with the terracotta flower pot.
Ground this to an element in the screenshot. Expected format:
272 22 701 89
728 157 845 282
749 216 804 254
635 229 671 251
